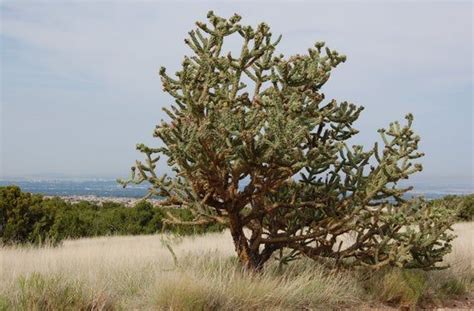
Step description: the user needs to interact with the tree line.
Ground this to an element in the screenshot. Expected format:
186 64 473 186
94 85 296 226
0 186 223 245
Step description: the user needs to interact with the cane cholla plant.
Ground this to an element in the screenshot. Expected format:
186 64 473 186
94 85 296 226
120 11 456 271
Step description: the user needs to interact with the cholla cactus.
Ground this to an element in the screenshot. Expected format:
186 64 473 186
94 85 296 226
120 11 456 271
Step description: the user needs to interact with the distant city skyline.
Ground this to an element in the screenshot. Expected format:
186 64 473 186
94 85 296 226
1 1 472 184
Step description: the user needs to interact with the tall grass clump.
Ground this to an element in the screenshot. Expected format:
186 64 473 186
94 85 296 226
4 273 115 311
151 254 361 310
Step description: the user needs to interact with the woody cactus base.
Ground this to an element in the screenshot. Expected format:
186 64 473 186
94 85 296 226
120 11 456 271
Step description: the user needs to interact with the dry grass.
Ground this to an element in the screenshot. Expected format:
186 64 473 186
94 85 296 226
0 223 472 310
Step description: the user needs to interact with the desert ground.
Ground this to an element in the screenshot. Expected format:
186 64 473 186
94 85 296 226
1 223 472 310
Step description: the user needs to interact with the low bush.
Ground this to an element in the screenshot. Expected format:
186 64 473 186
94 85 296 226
430 194 474 221
0 186 55 244
0 186 223 245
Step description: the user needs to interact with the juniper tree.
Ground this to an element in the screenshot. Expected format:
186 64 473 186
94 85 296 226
120 11 456 271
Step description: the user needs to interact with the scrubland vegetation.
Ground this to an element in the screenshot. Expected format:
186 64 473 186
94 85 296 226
1 185 471 246
0 222 472 310
0 186 222 245
431 194 474 221
2 11 473 308
0 7 471 311
1 187 473 309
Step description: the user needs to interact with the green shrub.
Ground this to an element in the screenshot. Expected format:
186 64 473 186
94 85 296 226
0 186 58 245
431 194 474 221
0 186 223 245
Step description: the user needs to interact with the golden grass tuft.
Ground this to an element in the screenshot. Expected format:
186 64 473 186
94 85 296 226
151 254 361 310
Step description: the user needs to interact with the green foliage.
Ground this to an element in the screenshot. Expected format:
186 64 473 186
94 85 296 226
0 186 57 244
430 194 474 221
122 11 457 271
0 186 222 245
49 200 165 240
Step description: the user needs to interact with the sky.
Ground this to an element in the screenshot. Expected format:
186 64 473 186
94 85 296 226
0 1 472 185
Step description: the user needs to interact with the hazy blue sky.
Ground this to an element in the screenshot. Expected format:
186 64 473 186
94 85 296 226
1 1 472 184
